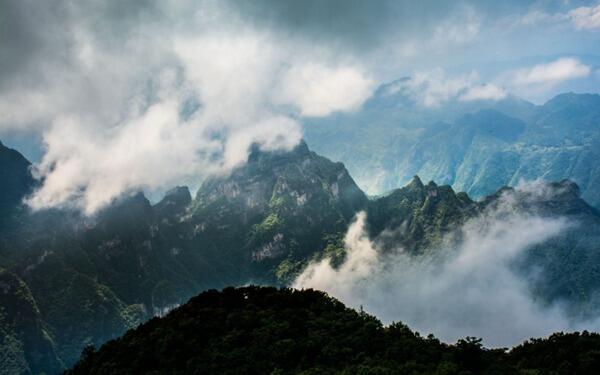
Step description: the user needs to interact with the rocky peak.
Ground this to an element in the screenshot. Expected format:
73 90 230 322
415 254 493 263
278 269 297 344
406 175 424 190
155 186 191 219
193 141 366 218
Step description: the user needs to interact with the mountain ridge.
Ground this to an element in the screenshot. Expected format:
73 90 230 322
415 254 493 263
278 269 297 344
304 90 600 209
2 139 600 372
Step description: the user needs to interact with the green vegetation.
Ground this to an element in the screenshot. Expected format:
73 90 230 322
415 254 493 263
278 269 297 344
305 92 600 209
66 286 600 375
3 139 600 373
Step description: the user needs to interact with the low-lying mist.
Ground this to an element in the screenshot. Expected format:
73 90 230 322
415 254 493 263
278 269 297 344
294 190 600 347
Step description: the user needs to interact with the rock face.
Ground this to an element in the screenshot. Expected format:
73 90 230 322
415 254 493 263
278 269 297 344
304 90 600 209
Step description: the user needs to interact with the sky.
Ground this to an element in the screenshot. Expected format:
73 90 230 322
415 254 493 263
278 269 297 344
1 0 600 213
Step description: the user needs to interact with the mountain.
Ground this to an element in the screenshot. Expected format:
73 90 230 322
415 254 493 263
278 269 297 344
0 140 369 371
366 176 476 253
0 141 35 223
2 140 600 372
366 176 600 313
304 90 600 209
65 286 600 375
190 140 367 282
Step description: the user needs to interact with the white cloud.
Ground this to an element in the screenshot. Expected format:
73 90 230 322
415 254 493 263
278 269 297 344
2 6 373 214
501 9 567 29
459 84 507 102
431 5 481 45
388 70 506 107
394 57 590 107
274 64 374 117
569 4 600 30
510 57 591 85
394 69 478 106
294 185 600 347
502 4 600 32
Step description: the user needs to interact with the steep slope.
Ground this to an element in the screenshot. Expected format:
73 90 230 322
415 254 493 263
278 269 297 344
0 141 35 225
0 268 63 375
65 286 600 375
367 176 476 253
401 109 527 195
190 140 368 282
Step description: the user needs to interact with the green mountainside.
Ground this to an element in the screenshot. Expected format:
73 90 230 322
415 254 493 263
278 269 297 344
1 140 600 373
66 286 600 375
304 91 600 209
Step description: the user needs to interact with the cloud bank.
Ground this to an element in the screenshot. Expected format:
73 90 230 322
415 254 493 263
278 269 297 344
510 57 591 86
569 4 600 31
294 188 600 347
389 56 590 107
0 2 374 214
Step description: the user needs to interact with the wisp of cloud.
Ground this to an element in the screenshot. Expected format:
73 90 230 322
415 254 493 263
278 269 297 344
295 188 600 347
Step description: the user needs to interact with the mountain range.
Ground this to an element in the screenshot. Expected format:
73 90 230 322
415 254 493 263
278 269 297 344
304 89 600 209
2 128 600 372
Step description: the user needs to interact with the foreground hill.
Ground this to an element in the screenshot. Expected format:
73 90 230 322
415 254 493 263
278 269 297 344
2 140 600 372
66 286 600 375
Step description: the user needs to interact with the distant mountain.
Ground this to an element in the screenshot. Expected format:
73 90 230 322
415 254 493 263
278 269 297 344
65 286 600 375
2 140 600 372
304 90 600 209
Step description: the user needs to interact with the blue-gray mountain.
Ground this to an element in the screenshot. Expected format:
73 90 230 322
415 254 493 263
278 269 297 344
1 140 600 373
304 88 600 209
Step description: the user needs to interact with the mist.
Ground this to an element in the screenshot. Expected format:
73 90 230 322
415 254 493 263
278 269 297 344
294 188 600 347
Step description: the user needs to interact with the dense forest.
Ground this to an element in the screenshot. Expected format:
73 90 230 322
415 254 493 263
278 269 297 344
66 286 600 375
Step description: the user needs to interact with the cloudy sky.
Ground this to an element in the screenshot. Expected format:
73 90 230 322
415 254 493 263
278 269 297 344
1 0 600 213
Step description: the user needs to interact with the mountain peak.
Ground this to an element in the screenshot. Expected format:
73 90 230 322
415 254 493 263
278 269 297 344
407 175 424 190
248 140 311 164
155 186 192 218
191 142 367 275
